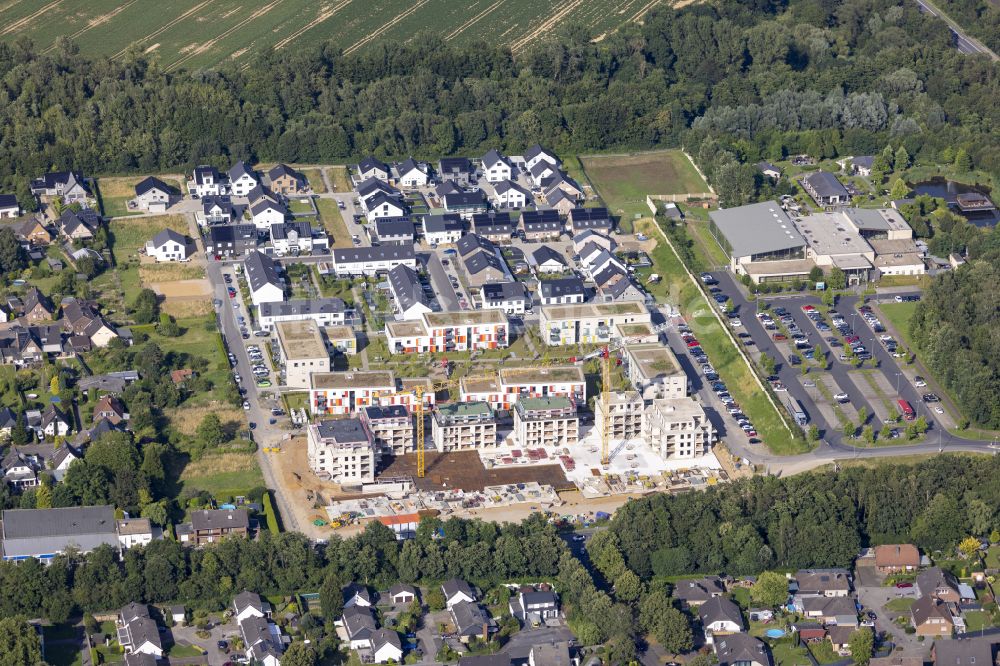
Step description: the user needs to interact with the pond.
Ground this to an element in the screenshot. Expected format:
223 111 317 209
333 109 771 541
910 177 998 226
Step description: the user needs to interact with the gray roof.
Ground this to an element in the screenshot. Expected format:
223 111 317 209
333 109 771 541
933 638 995 666
357 177 397 199
524 144 556 163
795 568 851 594
150 228 186 249
244 251 283 293
521 590 558 607
259 298 346 319
716 634 772 666
494 179 531 197
250 199 287 217
917 566 959 598
456 233 496 258
442 579 475 601
315 418 371 445
439 157 473 174
539 277 585 298
365 191 405 212
423 213 464 233
397 157 422 176
269 220 310 240
674 576 726 603
852 156 875 169
363 405 409 422
698 596 744 629
546 188 575 206
333 245 415 264
375 217 415 239
465 249 505 276
123 653 157 666
482 149 510 169
342 606 376 640
189 508 249 531
756 161 781 174
451 601 494 636
234 590 266 615
842 208 893 231
267 163 303 182
521 209 561 231
388 583 418 598
472 212 514 234
120 601 151 625
532 245 566 267
530 161 554 177
708 201 806 258
229 160 256 182
444 191 487 209
122 616 162 652
569 207 611 225
207 223 257 246
1 505 117 558
135 176 170 197
372 627 402 652
387 265 430 313
344 582 372 604
803 170 849 199
358 156 390 175
482 281 526 302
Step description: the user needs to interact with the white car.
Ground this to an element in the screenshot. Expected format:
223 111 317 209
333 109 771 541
934 406 944 414
729 319 743 328
914 377 927 387
834 392 849 402
242 401 250 410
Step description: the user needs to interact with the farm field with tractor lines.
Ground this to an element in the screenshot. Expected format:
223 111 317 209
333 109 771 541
0 0 677 70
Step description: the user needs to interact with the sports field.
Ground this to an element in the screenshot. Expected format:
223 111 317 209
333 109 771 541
1 0 675 70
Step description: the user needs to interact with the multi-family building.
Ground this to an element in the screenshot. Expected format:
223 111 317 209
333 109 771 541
623 343 687 399
309 371 434 415
177 509 250 546
432 401 497 451
387 264 433 321
384 310 508 354
480 281 529 314
361 405 413 455
274 320 330 389
422 213 465 245
459 366 586 412
205 223 258 257
596 391 644 442
642 399 715 459
324 325 357 355
258 298 347 331
332 246 416 277
513 396 579 448
307 418 377 484
540 302 651 346
539 277 587 305
245 251 285 306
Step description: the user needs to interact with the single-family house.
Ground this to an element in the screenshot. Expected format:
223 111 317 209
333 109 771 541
344 583 373 608
357 156 391 182
802 171 850 206
364 192 407 222
93 395 128 425
828 625 861 655
509 587 558 623
674 576 727 607
699 596 745 644
932 638 995 666
539 277 586 305
14 217 52 245
799 595 858 625
436 181 461 199
247 185 280 208
756 162 782 180
0 194 21 219
133 177 172 212
30 171 91 203
481 281 528 314
229 161 260 197
40 406 71 437
594 265 645 303
422 213 464 245
715 634 773 666
874 544 920 573
546 188 576 215
145 228 190 262
245 251 285 306
568 207 613 234
521 210 562 241
188 165 227 197
118 603 163 658
251 200 288 230
374 217 415 245
444 190 488 218
494 179 532 209
233 591 270 623
438 157 475 186
270 220 315 255
371 628 403 664
177 508 250 546
572 229 616 255
3 448 39 488
342 606 377 650
531 245 568 274
239 612 284 666
205 224 257 257
916 567 962 603
267 164 307 195
23 288 54 323
388 584 418 606
472 212 514 242
58 208 99 240
387 264 433 321
528 160 557 188
463 249 508 287
481 150 513 183
451 601 496 642
911 594 954 636
794 569 851 597
116 518 153 549
442 579 476 609
524 144 561 171
851 156 875 177
529 642 573 666
200 195 235 225
395 157 429 188
541 172 584 200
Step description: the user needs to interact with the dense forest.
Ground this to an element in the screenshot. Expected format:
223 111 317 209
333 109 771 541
909 261 1000 428
0 456 994 663
0 0 998 210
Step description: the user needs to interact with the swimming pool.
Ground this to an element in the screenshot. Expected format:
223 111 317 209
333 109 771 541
765 629 786 638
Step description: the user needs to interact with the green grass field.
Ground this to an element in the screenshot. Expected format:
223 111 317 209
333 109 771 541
879 302 919 350
581 150 710 229
0 0 675 71
315 197 352 248
95 175 181 217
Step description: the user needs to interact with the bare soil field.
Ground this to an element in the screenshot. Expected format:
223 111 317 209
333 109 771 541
165 402 244 436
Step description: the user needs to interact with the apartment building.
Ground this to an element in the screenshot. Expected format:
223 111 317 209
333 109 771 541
432 402 497 451
257 297 347 331
513 396 579 448
332 246 416 277
642 399 715 459
459 366 586 412
596 391 644 442
307 418 377 484
361 405 413 455
177 509 250 546
275 320 330 389
384 310 508 354
309 372 434 415
324 325 357 355
623 344 687 399
540 302 651 346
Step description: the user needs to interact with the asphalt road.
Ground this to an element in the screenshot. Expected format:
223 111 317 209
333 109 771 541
913 0 999 60
421 250 462 311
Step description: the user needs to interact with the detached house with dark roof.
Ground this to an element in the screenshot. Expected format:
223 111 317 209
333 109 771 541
133 176 172 212
523 144 561 171
30 171 91 203
117 603 163 658
539 276 586 306
699 596 745 644
532 245 568 274
546 188 576 215
481 281 528 314
0 193 21 219
442 579 477 608
188 165 227 197
245 251 285 306
228 161 260 197
674 576 727 607
422 213 464 245
395 157 429 188
145 228 190 262
481 150 513 183
251 199 288 230
439 157 475 186
58 208 100 240
267 164 308 194
374 217 415 245
357 156 391 182
851 156 875 177
715 634 773 666
387 265 433 321
444 190 488 218
177 508 250 546
205 223 257 257
493 179 532 209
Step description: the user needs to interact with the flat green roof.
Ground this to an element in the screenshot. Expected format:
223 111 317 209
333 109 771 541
517 396 573 411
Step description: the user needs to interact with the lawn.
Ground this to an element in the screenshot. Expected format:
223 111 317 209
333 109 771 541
769 640 812 666
885 597 915 613
879 302 919 351
807 640 842 664
44 643 83 666
686 218 729 268
327 166 352 192
110 214 192 302
964 610 992 633
288 197 316 215
96 176 180 218
636 218 807 455
301 168 327 193
165 643 206 658
179 452 264 497
985 545 1000 569
315 197 352 248
582 150 709 230
317 272 356 303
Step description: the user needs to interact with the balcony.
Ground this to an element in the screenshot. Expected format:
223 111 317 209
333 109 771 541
596 325 611 337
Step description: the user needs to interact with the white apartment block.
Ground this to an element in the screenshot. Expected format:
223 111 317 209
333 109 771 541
361 405 413 455
307 419 377 484
513 396 579 449
332 246 416 277
309 371 434 416
623 343 688 399
275 320 330 389
324 325 357 355
540 302 651 346
596 391 644 442
385 310 508 354
459 366 586 412
642 399 715 460
431 401 498 451
258 298 347 331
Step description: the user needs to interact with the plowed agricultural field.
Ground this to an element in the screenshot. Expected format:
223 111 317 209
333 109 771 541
0 0 676 70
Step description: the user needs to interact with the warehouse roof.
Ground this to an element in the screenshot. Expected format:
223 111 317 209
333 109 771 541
709 201 806 258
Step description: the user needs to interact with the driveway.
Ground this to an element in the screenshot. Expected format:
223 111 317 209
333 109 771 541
854 565 926 659
169 620 238 665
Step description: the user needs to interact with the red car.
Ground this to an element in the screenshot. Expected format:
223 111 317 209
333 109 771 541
845 335 860 344
772 333 787 341
686 340 701 347
745 430 757 437
895 582 913 589
802 305 816 312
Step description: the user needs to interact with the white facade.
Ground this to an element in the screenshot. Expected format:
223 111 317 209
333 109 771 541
134 187 170 212
642 399 714 459
385 311 508 355
482 155 512 183
373 640 403 664
398 166 428 188
251 203 286 230
540 302 651 346
365 198 406 222
306 421 377 483
145 236 189 262
460 366 586 412
250 281 284 307
332 248 416 277
493 181 529 209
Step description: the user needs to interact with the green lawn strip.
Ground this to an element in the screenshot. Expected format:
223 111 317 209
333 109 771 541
287 197 316 215
807 640 842 664
685 219 729 268
769 640 812 666
327 166 352 192
985 546 1000 569
180 467 264 497
283 392 309 414
963 610 991 632
315 197 351 248
885 597 915 613
301 169 327 194
165 643 206 658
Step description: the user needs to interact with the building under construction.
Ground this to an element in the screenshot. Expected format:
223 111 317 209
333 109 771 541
513 396 579 449
307 418 377 484
596 390 644 442
361 405 414 455
642 398 715 459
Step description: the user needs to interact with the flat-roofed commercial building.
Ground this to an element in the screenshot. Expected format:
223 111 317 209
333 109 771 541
841 208 913 241
309 372 435 416
385 310 508 354
307 418 377 483
794 212 876 284
642 399 714 459
1 505 118 561
539 302 651 346
274 320 330 389
361 405 413 455
870 239 926 276
709 201 811 283
513 396 579 448
459 365 586 412
432 401 497 451
596 391 644 442
623 343 687 399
